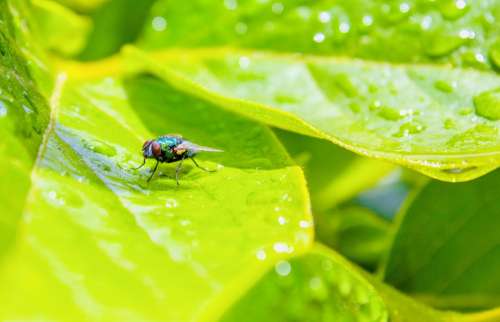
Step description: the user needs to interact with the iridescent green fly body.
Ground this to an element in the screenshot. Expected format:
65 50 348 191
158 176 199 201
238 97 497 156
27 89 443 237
134 134 222 184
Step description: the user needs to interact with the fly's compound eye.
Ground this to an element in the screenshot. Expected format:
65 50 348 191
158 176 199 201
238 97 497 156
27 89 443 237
151 141 162 158
142 140 152 150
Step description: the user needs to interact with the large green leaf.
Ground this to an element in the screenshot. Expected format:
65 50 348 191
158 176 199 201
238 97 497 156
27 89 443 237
383 169 500 311
124 46 500 182
0 64 313 321
131 0 500 182
139 0 500 72
0 0 50 257
220 243 488 322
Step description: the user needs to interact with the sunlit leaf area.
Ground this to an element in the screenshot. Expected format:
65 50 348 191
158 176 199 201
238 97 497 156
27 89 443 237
1 0 500 321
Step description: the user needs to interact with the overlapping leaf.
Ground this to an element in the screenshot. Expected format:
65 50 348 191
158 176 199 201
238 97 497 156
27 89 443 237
383 169 500 311
130 0 500 182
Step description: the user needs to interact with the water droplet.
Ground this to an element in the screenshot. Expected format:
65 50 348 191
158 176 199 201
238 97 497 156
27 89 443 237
458 107 473 115
459 29 475 40
439 0 469 20
379 106 404 121
395 121 426 137
474 88 500 120
165 198 178 208
179 219 190 226
47 190 65 206
238 56 251 69
22 104 33 114
256 249 267 260
426 30 469 57
84 140 117 157
273 242 292 253
444 118 456 129
275 260 291 276
152 16 167 32
224 0 237 10
362 15 373 26
334 73 358 97
274 206 281 212
271 2 284 14
420 15 433 30
309 277 328 301
489 42 500 69
0 101 7 117
339 22 350 33
434 80 455 93
278 216 287 225
281 193 292 201
313 32 325 43
299 220 312 228
234 22 248 34
399 2 411 13
318 11 331 23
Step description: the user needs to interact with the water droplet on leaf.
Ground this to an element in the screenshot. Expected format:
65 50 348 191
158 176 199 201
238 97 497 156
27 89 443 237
474 88 500 120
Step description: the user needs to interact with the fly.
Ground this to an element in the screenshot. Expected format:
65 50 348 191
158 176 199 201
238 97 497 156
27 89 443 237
134 134 222 185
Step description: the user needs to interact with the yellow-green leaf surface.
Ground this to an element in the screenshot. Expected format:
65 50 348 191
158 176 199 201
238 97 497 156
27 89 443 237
124 46 500 182
0 66 313 322
383 169 500 311
133 0 500 182
0 0 50 257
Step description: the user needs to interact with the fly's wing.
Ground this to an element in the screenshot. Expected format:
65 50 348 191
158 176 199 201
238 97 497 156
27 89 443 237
177 140 223 155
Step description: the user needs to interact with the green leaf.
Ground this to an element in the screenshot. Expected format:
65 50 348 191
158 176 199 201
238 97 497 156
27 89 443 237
221 243 465 322
275 129 394 211
123 46 500 182
383 169 500 311
315 207 391 270
78 0 157 60
0 0 50 257
132 0 500 182
139 0 499 72
0 64 313 321
30 0 92 56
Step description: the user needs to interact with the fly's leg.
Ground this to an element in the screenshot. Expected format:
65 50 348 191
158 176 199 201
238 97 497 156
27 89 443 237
175 155 187 186
133 158 146 170
191 157 215 172
147 160 160 182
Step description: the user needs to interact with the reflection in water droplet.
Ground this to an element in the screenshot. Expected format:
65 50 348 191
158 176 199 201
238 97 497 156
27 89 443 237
47 190 65 206
362 15 373 26
420 15 432 30
474 88 500 120
0 101 7 117
275 260 291 276
22 104 33 114
339 22 350 33
165 198 178 208
313 32 325 43
299 220 312 228
399 2 410 13
273 242 292 253
395 121 425 137
318 11 331 23
224 0 237 10
459 29 475 40
278 216 287 225
152 16 167 32
256 249 267 260
238 56 251 69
